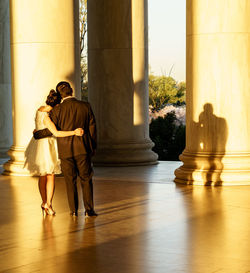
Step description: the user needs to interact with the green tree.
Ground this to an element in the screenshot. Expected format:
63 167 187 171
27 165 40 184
150 111 186 160
79 0 88 101
149 74 186 111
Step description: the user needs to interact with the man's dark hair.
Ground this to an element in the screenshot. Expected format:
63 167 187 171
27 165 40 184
56 81 73 98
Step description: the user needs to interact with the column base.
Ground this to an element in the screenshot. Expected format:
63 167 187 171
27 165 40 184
93 140 158 166
3 146 31 176
174 150 250 186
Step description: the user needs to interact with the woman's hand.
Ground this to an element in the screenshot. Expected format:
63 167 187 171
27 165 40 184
74 128 84 136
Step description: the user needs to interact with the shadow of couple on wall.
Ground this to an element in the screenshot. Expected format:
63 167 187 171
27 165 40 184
190 103 228 185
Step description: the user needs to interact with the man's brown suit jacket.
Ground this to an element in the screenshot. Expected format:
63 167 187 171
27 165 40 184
50 97 97 159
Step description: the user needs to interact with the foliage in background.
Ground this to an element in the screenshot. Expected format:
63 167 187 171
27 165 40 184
150 111 186 161
149 104 186 125
148 74 186 161
79 0 88 101
149 74 186 112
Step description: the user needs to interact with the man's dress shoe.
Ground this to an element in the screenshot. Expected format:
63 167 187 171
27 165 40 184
85 210 98 217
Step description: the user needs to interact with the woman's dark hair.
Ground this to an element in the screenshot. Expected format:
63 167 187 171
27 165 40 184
56 81 73 98
46 89 61 107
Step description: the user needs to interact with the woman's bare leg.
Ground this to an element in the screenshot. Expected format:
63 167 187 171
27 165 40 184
46 174 55 207
38 175 47 206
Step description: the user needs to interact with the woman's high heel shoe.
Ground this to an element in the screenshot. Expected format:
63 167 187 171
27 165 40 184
44 203 56 216
41 203 46 216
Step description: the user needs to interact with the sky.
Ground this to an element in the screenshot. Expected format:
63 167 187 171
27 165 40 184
148 0 186 82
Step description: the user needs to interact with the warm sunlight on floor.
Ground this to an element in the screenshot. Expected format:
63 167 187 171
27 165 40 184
1 161 250 273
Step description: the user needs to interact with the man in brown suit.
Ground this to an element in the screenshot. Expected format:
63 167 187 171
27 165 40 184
34 81 97 217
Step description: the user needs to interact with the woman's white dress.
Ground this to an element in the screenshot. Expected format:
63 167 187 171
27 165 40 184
24 110 61 176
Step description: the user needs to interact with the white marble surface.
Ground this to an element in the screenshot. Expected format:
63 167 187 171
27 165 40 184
93 161 182 184
88 0 157 165
176 0 250 185
2 161 250 272
4 0 80 175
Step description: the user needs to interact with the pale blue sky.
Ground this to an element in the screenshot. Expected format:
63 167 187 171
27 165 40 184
148 0 186 82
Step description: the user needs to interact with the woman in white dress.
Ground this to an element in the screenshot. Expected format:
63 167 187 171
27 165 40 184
24 90 83 216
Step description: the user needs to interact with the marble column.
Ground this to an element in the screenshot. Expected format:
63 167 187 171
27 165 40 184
175 0 250 185
88 0 158 166
0 0 12 158
3 0 80 175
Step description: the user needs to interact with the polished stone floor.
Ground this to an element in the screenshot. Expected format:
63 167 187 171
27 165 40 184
1 161 250 273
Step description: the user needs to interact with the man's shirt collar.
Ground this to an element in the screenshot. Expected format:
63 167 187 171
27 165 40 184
61 96 75 103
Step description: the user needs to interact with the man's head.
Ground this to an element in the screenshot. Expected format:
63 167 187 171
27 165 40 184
56 81 73 98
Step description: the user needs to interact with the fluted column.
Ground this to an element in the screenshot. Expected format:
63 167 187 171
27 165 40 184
3 0 80 175
88 0 158 166
175 0 250 185
0 0 12 158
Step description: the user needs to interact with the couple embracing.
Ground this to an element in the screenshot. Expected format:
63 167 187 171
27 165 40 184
24 81 97 218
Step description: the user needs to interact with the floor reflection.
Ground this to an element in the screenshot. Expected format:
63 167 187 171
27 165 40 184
181 186 250 272
184 187 225 272
1 162 250 272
